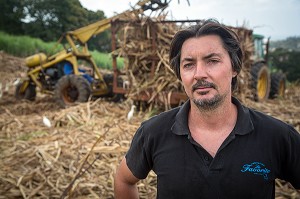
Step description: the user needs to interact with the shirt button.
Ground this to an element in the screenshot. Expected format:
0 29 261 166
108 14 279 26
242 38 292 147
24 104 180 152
204 156 209 161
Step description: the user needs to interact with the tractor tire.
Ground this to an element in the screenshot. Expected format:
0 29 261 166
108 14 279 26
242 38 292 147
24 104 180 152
251 62 270 102
269 72 286 99
15 82 36 101
54 75 91 108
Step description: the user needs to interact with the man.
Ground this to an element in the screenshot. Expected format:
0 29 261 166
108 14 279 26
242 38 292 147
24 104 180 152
114 19 300 199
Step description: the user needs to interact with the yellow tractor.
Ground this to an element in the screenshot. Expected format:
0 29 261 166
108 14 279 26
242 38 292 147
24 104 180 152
15 0 169 107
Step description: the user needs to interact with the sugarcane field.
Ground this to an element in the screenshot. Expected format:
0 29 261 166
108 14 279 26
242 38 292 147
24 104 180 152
1 0 300 198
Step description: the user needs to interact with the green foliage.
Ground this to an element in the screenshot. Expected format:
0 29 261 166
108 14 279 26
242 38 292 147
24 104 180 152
0 31 122 69
269 37 300 82
88 30 111 52
0 0 111 53
22 0 100 41
85 10 111 52
269 48 300 82
0 0 25 34
270 36 300 52
90 51 123 69
0 31 61 57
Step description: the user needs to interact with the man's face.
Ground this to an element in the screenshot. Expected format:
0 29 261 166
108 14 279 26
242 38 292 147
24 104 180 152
179 35 237 110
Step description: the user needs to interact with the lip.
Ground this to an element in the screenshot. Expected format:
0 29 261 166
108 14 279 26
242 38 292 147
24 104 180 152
193 86 212 92
192 80 216 92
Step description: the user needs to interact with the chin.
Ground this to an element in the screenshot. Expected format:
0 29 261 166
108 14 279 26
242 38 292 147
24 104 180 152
192 93 214 101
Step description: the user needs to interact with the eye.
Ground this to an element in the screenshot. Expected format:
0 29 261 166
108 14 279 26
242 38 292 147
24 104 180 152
183 62 194 69
207 59 220 65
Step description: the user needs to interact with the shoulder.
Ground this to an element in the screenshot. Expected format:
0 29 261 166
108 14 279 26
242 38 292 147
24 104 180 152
247 107 299 141
141 106 181 133
130 105 183 146
233 97 289 131
248 107 289 130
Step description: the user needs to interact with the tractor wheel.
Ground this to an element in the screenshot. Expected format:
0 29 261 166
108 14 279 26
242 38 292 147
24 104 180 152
54 75 91 108
269 72 286 99
15 82 36 101
251 62 270 101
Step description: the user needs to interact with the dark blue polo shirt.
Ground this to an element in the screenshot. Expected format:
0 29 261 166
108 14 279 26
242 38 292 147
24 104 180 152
126 97 300 199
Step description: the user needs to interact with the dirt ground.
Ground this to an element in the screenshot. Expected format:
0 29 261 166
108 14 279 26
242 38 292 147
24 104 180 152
0 51 299 198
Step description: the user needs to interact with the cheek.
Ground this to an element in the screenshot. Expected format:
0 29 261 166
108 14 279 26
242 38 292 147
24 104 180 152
180 67 195 81
180 75 193 95
180 72 193 86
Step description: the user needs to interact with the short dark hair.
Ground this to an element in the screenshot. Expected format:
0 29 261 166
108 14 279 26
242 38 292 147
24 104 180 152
169 19 243 92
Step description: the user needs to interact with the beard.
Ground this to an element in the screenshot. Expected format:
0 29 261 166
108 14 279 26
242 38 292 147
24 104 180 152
191 80 226 111
192 93 225 111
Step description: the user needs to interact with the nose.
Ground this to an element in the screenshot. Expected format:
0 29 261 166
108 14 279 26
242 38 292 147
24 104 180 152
194 61 208 80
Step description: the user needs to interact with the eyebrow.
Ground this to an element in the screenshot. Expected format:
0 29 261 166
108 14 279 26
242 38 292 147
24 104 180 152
181 53 223 64
203 53 223 60
181 57 194 64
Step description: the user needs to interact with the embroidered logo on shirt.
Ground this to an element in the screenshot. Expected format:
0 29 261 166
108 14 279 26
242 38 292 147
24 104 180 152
241 162 270 180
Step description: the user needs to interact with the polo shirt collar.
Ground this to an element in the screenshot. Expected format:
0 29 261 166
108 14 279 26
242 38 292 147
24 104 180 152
232 97 254 135
171 100 191 136
171 97 254 136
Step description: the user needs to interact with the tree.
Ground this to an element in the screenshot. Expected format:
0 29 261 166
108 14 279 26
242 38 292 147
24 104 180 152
0 0 25 34
21 0 110 51
0 0 113 52
86 10 111 52
269 48 300 82
22 0 90 41
270 37 300 52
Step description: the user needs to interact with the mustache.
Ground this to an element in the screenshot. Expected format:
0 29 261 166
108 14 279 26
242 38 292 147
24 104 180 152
192 80 217 92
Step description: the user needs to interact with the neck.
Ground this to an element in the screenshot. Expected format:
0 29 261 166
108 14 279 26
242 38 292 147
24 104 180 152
189 96 237 130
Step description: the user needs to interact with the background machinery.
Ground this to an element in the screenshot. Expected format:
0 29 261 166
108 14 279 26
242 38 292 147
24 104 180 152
251 34 286 101
15 0 169 108
15 0 286 107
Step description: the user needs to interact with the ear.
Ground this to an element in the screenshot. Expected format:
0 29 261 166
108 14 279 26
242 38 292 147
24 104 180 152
232 71 238 78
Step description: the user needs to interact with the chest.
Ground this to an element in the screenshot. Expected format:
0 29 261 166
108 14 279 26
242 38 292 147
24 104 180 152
152 134 277 199
190 129 231 157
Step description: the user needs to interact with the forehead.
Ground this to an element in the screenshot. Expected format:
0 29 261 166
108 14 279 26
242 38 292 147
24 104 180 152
181 35 226 56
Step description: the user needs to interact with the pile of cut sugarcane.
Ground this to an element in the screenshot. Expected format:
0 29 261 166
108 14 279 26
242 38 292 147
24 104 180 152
113 14 256 109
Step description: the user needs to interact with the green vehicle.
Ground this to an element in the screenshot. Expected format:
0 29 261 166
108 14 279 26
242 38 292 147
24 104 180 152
251 34 286 101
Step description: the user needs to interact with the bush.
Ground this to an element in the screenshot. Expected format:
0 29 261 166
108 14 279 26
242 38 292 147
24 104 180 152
0 31 59 57
0 31 123 69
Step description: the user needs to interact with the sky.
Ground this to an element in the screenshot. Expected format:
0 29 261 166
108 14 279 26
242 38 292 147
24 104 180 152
79 0 300 41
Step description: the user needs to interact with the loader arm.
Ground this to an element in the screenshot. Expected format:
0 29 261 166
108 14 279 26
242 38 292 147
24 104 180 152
67 18 112 44
65 0 170 46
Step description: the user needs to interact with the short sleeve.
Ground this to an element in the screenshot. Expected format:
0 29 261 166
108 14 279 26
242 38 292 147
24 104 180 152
281 125 300 189
125 124 153 179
